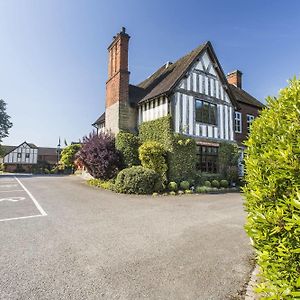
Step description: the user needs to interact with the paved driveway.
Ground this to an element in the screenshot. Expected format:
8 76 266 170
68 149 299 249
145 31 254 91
0 175 252 300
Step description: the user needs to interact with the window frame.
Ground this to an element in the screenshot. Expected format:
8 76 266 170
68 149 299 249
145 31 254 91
246 114 255 132
17 153 21 159
195 99 217 126
234 112 242 133
196 145 218 173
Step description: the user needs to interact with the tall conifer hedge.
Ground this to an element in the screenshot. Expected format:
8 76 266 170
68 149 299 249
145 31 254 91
244 78 300 298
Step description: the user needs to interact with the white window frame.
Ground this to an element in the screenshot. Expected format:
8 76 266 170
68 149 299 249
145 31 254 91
235 112 242 133
247 114 255 132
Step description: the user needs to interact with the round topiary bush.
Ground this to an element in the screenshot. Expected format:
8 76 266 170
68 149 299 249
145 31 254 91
114 166 162 194
168 181 178 191
196 186 208 193
204 180 211 187
179 181 190 190
220 179 229 188
244 79 300 298
211 180 220 188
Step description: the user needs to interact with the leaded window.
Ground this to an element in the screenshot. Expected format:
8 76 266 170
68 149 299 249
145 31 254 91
195 99 217 125
196 145 218 173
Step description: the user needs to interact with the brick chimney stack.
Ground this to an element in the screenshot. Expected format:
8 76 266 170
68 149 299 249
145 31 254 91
106 27 130 108
227 70 242 89
105 27 136 133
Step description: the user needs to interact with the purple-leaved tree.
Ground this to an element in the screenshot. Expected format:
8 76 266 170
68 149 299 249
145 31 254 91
77 131 122 179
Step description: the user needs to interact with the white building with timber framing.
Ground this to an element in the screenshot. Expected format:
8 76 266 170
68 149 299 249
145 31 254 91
93 27 264 174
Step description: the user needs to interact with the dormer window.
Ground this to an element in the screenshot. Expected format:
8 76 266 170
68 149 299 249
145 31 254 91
195 99 217 125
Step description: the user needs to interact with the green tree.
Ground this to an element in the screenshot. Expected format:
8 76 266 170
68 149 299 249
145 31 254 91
0 99 13 143
59 144 81 169
244 78 300 298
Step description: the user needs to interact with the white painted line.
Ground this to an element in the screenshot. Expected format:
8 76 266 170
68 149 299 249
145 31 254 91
0 190 24 193
0 196 25 202
14 177 47 216
0 214 44 222
0 184 18 188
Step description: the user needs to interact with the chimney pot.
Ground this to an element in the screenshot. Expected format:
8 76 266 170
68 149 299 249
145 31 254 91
121 27 126 33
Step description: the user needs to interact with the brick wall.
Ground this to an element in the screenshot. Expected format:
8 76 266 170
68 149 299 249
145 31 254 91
235 102 261 145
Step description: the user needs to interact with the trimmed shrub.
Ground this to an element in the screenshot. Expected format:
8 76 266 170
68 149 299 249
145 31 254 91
244 78 300 298
139 116 197 182
180 181 190 190
211 180 220 188
185 189 193 194
168 181 178 192
195 172 222 185
204 180 211 187
87 178 114 190
139 141 167 182
169 191 176 196
114 166 161 194
220 179 229 188
196 186 208 193
77 131 121 180
115 131 140 167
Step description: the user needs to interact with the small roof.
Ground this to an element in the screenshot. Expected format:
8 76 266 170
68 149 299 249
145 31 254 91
229 84 265 108
38 147 57 156
92 112 105 126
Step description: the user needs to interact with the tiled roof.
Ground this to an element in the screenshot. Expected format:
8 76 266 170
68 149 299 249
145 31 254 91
137 43 207 103
38 147 57 156
229 84 265 108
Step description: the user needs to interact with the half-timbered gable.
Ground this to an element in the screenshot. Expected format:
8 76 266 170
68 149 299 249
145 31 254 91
172 47 236 142
2 142 38 165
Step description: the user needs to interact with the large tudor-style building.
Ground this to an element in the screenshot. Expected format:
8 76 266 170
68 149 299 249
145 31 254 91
93 27 264 174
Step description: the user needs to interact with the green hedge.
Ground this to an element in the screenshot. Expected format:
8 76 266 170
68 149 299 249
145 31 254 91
244 78 300 298
116 131 140 167
139 115 196 182
114 166 162 194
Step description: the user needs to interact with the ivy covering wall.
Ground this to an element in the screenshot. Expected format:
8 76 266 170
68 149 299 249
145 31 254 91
139 115 196 182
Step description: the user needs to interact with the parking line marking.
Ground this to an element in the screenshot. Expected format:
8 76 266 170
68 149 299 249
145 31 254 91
14 177 47 216
0 190 24 193
0 214 44 222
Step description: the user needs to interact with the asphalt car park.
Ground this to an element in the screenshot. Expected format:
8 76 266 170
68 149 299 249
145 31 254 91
0 176 46 222
0 175 252 300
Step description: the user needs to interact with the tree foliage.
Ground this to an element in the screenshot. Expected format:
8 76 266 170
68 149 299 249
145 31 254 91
59 144 81 169
77 131 121 180
244 78 300 299
0 99 13 142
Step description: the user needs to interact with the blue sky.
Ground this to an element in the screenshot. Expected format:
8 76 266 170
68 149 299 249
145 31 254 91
1 0 299 147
